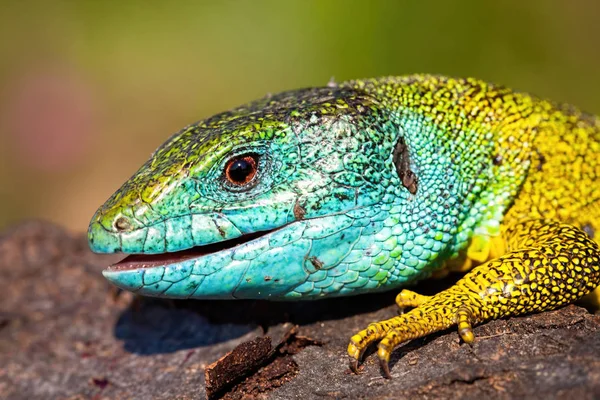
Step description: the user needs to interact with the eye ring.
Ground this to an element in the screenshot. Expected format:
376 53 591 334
224 154 259 186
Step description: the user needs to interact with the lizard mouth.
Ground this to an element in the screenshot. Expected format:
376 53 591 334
106 229 275 271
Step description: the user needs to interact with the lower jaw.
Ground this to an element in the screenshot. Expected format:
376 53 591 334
101 228 289 299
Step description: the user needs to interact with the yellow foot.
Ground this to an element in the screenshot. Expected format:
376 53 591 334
348 288 461 378
348 219 600 378
395 289 431 311
456 306 475 344
348 288 437 374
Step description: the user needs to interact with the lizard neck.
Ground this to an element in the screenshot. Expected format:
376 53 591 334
342 75 546 276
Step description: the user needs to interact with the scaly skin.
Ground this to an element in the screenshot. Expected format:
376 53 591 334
88 75 600 377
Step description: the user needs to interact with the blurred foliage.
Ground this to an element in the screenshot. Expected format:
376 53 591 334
0 0 599 231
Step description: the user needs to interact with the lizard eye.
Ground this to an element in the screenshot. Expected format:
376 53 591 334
224 154 258 186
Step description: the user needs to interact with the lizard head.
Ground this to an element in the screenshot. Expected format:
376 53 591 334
89 82 465 299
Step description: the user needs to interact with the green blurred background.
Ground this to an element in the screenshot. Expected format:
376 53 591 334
0 0 599 232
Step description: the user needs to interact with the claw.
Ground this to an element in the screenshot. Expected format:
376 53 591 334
377 342 393 378
347 339 366 375
349 357 360 374
379 357 392 379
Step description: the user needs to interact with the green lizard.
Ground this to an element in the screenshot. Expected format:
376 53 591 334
88 75 600 377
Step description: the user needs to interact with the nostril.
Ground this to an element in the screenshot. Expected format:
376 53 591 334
114 216 131 232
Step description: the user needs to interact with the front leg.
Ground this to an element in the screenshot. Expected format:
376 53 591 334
348 219 600 377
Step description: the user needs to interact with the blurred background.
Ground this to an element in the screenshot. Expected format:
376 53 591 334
0 0 598 232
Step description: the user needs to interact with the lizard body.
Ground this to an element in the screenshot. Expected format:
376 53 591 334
88 75 600 376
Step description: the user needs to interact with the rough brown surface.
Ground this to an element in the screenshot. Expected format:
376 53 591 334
2 221 600 399
205 336 273 398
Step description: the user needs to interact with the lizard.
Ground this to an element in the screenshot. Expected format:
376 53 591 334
88 75 600 378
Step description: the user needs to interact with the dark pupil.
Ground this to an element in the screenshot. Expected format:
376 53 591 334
229 159 252 182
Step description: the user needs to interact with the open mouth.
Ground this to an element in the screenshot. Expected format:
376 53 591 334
106 229 276 271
